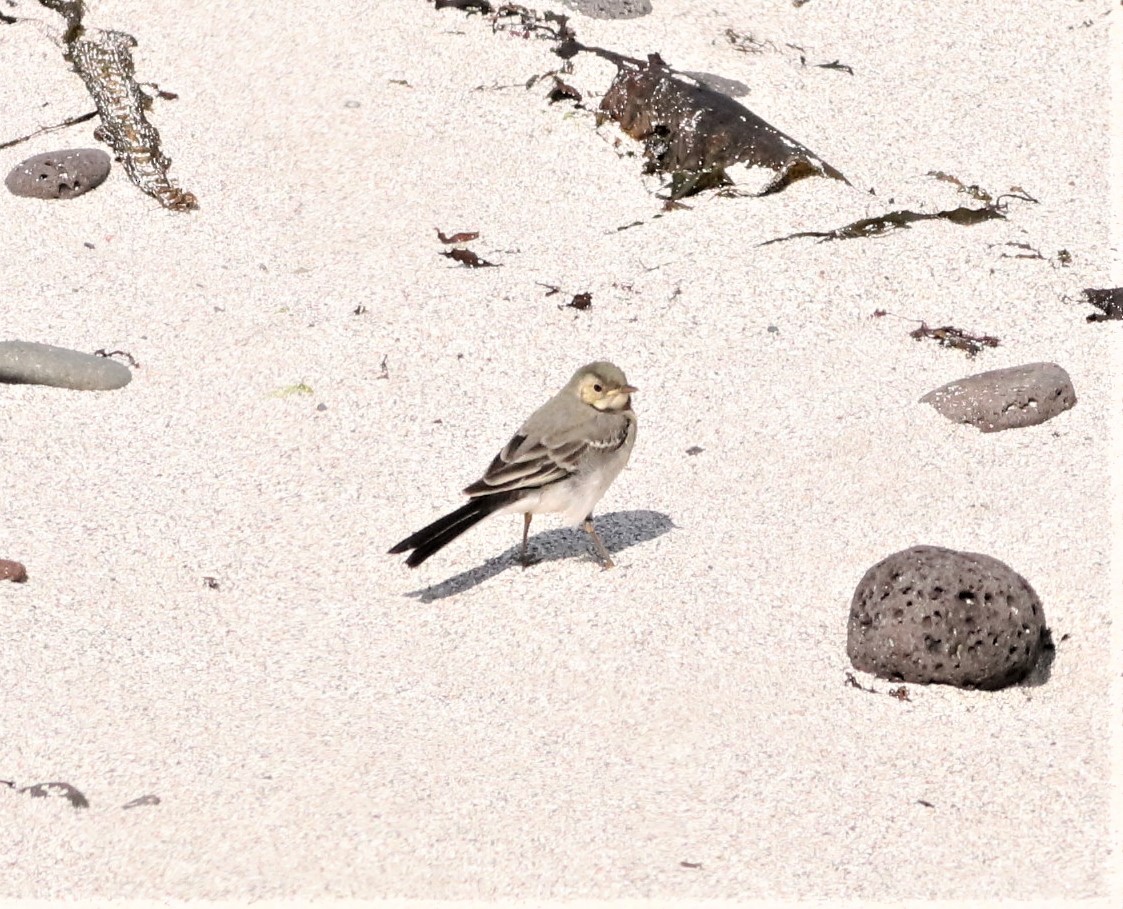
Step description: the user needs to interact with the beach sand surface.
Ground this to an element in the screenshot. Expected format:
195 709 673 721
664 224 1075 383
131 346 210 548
0 0 1118 901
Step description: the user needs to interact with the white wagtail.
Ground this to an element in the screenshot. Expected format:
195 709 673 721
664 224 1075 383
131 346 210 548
389 361 637 569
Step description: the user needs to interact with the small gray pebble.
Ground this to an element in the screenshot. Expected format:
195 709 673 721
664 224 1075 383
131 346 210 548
0 341 132 390
847 545 1047 690
558 0 652 19
920 362 1075 432
5 148 111 200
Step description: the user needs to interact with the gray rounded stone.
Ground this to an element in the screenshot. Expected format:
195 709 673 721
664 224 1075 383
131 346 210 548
0 341 132 390
847 545 1047 690
5 148 112 200
920 361 1075 432
559 0 652 19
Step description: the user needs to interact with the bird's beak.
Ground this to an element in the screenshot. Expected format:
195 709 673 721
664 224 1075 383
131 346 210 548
620 384 638 394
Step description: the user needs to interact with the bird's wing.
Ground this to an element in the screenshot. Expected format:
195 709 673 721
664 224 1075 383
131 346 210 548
463 408 631 497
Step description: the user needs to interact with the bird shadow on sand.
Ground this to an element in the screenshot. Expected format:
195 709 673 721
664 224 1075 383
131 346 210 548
401 509 674 602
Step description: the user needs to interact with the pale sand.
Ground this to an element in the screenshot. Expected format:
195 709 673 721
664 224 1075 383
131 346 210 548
0 0 1118 902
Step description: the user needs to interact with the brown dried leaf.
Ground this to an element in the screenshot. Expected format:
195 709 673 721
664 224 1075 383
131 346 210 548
440 248 499 268
436 228 481 244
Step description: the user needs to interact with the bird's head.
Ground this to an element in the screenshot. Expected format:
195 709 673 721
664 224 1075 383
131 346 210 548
571 361 637 412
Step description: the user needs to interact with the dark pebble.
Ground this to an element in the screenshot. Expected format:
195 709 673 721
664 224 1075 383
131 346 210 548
847 545 1047 690
5 148 111 199
920 362 1076 432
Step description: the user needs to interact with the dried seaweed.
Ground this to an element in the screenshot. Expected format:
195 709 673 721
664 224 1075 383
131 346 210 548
990 241 1071 268
536 282 591 309
926 171 1039 206
927 170 993 202
93 348 140 367
845 671 912 701
428 2 843 199
994 240 1044 261
441 248 499 267
873 309 999 357
724 28 777 55
805 58 853 75
122 794 161 809
844 671 876 693
909 323 1000 357
1082 287 1123 322
490 3 572 40
759 205 1004 245
18 780 90 808
598 55 848 198
726 29 852 74
436 228 481 244
0 110 97 151
36 1 196 210
548 75 582 105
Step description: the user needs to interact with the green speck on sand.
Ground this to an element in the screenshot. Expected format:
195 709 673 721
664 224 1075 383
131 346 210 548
270 382 314 397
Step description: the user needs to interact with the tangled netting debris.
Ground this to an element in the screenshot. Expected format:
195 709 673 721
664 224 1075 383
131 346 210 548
36 0 197 210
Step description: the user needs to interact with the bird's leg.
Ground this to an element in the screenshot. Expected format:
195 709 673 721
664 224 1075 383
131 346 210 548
519 513 534 568
583 515 614 569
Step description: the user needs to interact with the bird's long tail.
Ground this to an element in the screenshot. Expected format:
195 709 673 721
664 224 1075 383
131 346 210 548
388 492 518 568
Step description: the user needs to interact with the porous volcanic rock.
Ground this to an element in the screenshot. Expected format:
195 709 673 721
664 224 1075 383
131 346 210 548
920 362 1075 432
848 545 1046 689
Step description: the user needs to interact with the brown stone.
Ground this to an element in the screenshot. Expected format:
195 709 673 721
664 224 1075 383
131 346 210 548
0 559 28 582
5 148 111 199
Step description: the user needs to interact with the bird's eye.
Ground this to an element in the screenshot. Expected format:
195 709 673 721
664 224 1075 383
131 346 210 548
593 383 603 393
